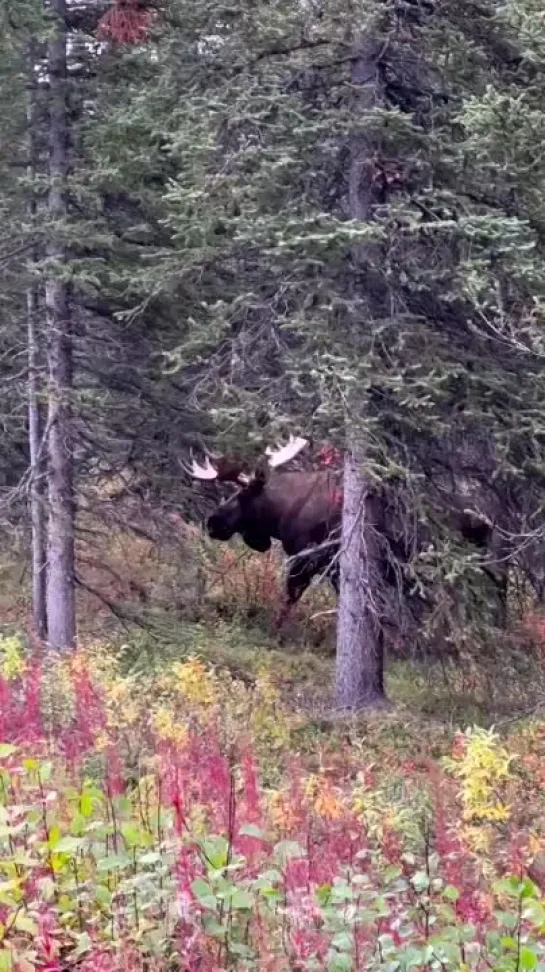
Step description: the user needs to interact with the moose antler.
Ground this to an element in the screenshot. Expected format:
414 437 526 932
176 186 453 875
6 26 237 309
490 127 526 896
182 450 250 484
265 435 308 468
184 435 308 484
187 454 219 480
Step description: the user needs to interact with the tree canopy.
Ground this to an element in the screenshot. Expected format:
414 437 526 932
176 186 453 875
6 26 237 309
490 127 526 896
1 0 545 667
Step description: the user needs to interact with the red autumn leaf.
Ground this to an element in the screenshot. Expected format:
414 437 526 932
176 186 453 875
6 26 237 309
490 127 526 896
97 0 156 45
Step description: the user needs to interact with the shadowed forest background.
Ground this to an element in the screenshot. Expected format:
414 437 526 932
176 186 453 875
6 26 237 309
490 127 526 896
3 0 545 968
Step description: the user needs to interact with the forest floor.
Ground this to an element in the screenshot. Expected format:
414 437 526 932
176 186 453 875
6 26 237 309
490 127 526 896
2 535 545 968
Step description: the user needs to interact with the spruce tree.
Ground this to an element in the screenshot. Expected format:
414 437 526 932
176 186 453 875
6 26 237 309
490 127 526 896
3 0 545 695
89 0 545 695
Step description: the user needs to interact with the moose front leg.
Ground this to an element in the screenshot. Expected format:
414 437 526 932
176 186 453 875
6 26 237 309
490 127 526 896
276 548 339 630
275 553 316 630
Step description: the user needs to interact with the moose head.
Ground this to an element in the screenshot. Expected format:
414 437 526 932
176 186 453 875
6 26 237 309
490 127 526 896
185 435 311 553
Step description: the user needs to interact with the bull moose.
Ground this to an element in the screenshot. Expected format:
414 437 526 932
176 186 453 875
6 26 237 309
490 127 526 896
187 436 342 621
187 435 507 634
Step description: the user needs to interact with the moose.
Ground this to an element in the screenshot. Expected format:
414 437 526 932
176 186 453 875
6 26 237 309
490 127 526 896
187 435 508 632
187 436 342 622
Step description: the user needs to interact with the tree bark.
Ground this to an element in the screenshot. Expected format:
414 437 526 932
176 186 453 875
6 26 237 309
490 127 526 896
26 52 47 640
27 284 47 640
45 0 76 650
336 447 385 708
335 32 387 709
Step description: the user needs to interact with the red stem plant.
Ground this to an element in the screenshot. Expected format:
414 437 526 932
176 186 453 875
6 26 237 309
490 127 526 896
0 648 542 969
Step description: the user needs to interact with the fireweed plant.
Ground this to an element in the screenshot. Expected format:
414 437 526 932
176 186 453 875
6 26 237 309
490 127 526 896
0 636 544 969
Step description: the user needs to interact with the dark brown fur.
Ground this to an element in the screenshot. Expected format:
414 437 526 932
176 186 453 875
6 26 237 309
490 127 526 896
206 469 343 612
204 464 504 629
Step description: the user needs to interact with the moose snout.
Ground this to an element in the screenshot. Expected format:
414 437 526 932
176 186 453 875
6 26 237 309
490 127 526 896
206 513 233 541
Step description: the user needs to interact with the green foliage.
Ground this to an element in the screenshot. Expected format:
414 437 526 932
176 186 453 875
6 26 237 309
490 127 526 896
59 0 545 655
2 0 545 656
2 734 545 969
1 637 545 966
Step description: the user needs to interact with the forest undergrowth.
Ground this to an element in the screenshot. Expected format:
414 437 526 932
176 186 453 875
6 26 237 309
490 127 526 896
3 538 545 969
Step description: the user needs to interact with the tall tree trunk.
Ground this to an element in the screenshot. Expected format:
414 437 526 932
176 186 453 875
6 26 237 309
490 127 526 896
27 284 47 640
45 0 76 650
26 52 47 640
335 32 387 709
336 445 385 707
